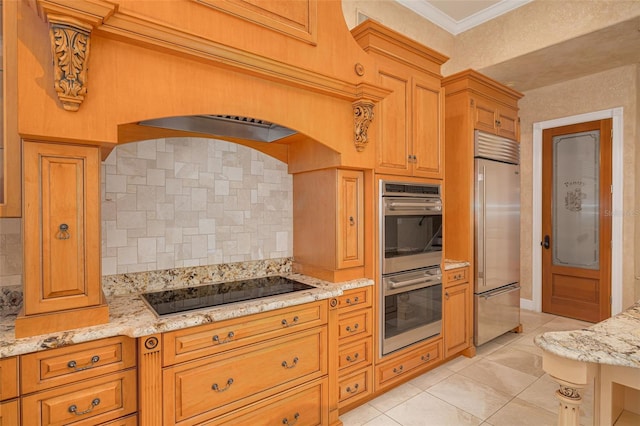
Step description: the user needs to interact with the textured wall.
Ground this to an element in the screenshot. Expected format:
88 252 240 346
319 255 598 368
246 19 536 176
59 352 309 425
518 64 638 307
101 138 293 275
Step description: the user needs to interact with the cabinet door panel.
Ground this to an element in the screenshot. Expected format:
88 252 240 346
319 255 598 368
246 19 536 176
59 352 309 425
472 98 498 134
413 77 443 178
497 107 519 140
337 170 363 269
376 70 410 174
444 281 471 357
23 142 101 314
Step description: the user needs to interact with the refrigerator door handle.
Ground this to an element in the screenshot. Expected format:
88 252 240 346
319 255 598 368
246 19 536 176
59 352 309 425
477 165 486 285
481 284 520 299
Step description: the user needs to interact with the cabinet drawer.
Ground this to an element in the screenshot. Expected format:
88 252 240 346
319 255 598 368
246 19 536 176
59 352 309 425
164 327 327 425
0 357 18 400
336 287 372 313
445 267 468 287
164 301 327 366
338 367 372 408
21 369 137 426
337 309 372 342
100 414 138 425
0 399 19 425
376 340 441 388
21 336 136 394
338 336 373 372
209 379 327 426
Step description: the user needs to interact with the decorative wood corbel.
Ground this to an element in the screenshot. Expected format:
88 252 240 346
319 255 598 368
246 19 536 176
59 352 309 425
46 15 93 111
353 100 374 152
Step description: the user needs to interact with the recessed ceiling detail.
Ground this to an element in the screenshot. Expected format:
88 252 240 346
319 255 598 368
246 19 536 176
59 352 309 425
395 0 532 35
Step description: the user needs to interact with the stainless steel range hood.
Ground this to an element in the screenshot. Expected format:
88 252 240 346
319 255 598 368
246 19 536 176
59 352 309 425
138 115 297 143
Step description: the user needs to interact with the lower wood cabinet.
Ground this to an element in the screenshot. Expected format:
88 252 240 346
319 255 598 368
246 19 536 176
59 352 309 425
164 327 327 424
375 339 442 391
12 336 138 426
152 300 331 425
209 378 329 426
0 399 19 425
443 266 473 357
21 369 137 426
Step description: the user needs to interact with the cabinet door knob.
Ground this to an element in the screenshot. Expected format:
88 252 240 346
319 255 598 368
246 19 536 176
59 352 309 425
57 223 70 240
445 292 449 300
349 216 355 226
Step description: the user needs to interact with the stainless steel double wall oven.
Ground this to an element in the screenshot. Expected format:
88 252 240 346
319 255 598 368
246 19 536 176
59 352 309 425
380 180 443 356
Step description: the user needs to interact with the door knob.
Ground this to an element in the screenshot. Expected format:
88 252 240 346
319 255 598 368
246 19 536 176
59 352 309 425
542 235 550 249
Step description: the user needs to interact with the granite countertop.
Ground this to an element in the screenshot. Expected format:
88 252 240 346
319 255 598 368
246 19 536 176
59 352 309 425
444 259 470 270
534 300 640 368
0 273 373 358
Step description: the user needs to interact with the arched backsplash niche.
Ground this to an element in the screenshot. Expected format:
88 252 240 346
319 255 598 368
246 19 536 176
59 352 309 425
101 137 292 276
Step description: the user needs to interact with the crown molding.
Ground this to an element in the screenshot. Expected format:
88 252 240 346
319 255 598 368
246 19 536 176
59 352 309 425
395 0 532 35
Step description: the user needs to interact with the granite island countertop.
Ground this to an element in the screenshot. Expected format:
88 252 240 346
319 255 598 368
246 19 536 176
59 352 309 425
534 300 640 368
0 273 373 358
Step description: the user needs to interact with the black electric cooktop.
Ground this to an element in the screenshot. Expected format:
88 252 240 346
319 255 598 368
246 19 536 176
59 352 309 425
141 276 315 316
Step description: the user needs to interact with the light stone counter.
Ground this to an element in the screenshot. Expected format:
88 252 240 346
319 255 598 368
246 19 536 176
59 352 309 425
534 300 640 368
534 300 640 425
444 259 470 270
0 273 373 358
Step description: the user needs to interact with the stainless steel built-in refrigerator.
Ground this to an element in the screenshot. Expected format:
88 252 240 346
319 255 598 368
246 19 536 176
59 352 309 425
474 130 521 346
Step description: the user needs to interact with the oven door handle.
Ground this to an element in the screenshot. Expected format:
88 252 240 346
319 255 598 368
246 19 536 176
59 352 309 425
388 276 442 289
387 202 442 211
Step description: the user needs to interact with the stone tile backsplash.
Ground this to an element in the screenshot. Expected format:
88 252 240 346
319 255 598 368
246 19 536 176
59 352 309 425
0 137 293 292
102 137 293 275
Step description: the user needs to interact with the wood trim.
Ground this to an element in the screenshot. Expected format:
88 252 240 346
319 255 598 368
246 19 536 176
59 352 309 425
442 69 523 103
138 335 163 426
193 0 318 45
0 0 21 217
89 10 388 103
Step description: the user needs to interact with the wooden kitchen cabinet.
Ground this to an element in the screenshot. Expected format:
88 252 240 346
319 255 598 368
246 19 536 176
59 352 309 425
0 357 18 401
19 336 138 426
0 399 19 425
156 300 330 425
444 266 473 358
16 141 108 337
441 70 523 275
351 20 447 179
335 287 374 411
375 339 442 392
472 95 519 141
293 168 364 282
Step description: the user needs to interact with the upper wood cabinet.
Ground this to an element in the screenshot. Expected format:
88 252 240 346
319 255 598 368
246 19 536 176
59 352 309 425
472 95 519 141
352 20 448 179
16 141 108 337
293 168 365 282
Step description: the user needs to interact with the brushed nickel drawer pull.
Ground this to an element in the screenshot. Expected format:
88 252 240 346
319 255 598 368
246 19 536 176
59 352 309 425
421 353 431 362
393 365 404 374
211 378 234 392
281 356 299 369
346 323 359 333
346 383 360 394
68 398 100 416
282 412 300 425
212 331 235 344
346 296 359 305
67 355 100 371
346 353 359 362
281 316 299 327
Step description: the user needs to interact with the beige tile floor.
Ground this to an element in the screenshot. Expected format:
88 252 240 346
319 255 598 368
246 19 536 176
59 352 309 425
339 309 599 426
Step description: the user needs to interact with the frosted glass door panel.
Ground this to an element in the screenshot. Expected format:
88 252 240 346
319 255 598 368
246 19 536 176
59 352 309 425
552 130 599 269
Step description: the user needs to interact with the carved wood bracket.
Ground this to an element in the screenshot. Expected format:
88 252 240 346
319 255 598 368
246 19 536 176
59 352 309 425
353 100 374 152
47 15 93 111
